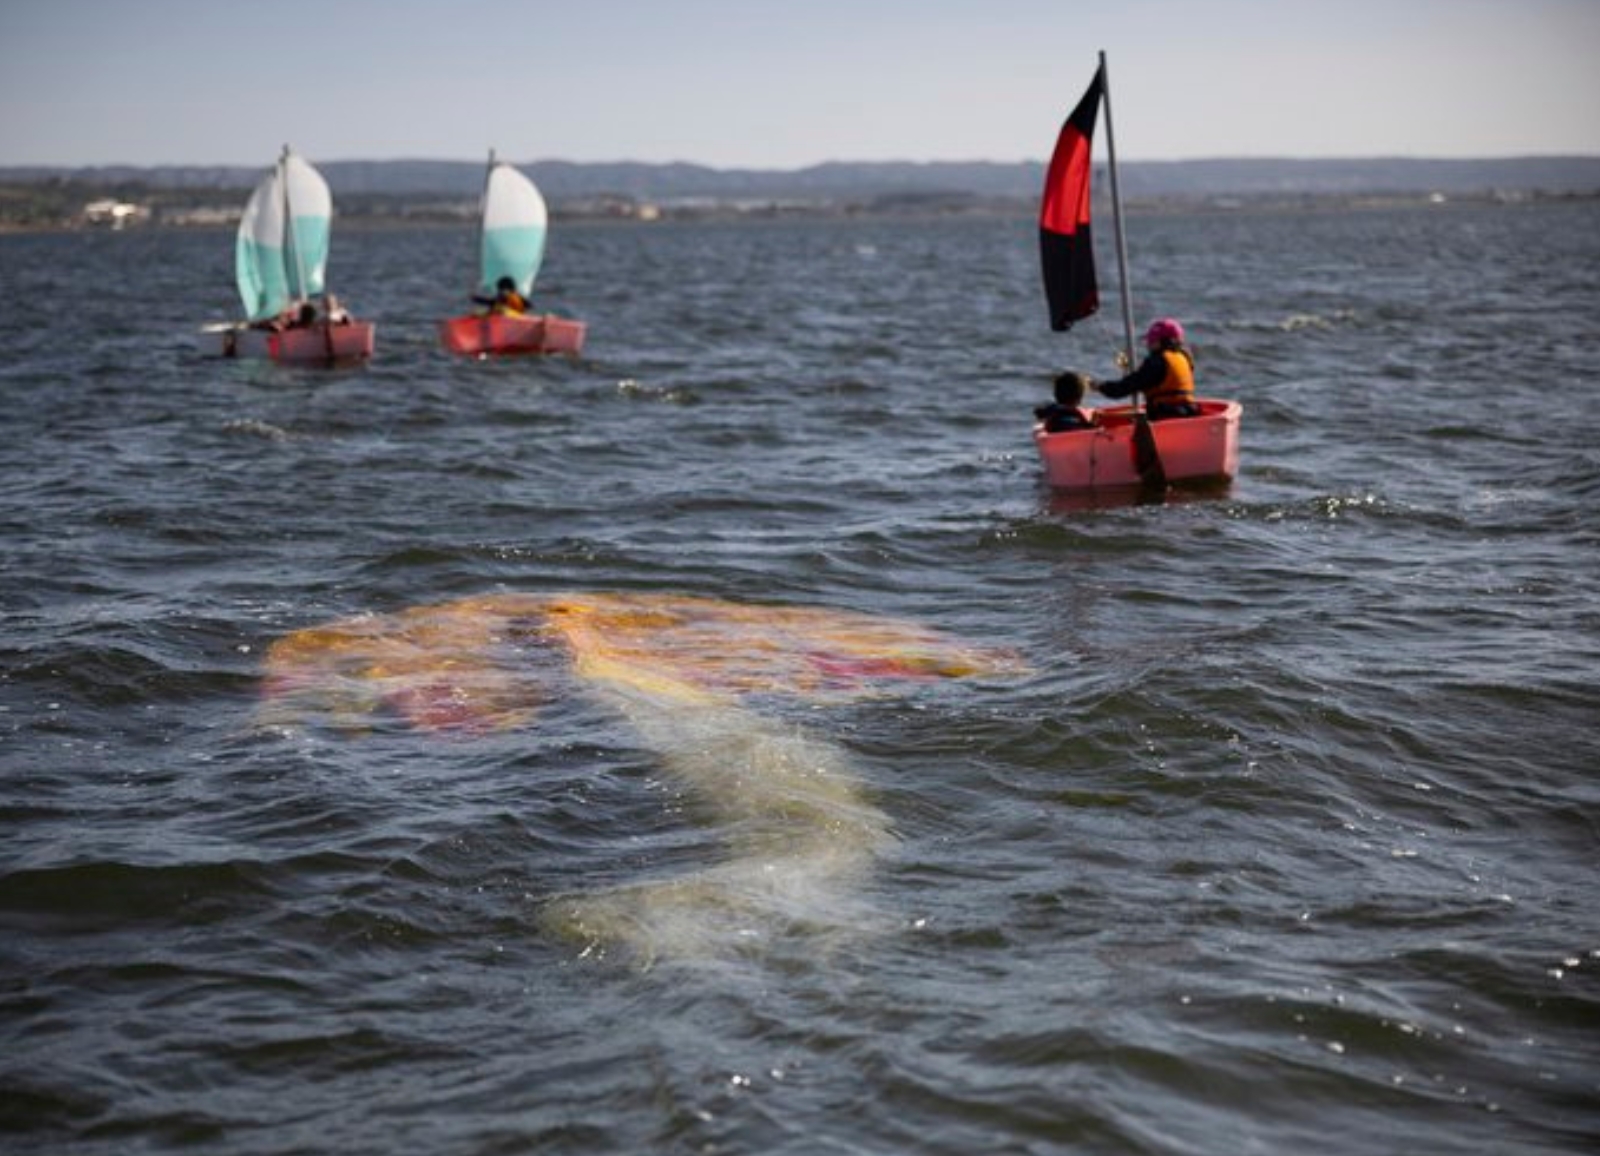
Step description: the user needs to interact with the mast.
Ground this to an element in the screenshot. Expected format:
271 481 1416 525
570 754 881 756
280 143 310 309
1099 51 1137 368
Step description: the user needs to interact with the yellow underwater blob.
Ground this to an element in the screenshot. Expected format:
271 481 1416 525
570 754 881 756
259 592 1026 963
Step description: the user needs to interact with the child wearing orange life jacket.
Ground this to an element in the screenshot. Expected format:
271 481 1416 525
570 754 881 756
1095 317 1201 420
474 276 530 316
1034 370 1097 433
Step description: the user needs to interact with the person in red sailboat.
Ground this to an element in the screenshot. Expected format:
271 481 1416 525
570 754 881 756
1094 317 1201 420
474 276 529 317
1034 370 1097 433
322 294 352 325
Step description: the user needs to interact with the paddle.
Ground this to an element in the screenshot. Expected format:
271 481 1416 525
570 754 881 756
321 295 336 366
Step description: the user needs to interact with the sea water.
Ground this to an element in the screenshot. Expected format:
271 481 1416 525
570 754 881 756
2 201 1598 1154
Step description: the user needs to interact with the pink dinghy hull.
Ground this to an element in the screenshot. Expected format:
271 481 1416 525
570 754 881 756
439 313 586 356
210 321 375 364
1033 398 1242 490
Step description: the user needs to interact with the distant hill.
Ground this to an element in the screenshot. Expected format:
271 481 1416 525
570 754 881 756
5 156 1599 202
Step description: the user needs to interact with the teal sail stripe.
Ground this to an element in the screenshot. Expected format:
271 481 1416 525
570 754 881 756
236 238 291 321
286 214 330 300
481 224 547 297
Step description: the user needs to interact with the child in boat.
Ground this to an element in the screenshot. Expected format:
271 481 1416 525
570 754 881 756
1035 371 1097 433
1095 317 1201 419
474 276 529 317
251 304 301 331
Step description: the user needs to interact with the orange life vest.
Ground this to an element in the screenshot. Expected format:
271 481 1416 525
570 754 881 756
1146 348 1195 409
492 291 528 316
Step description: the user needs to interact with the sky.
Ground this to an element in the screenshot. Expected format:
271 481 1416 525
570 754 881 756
2 0 1598 169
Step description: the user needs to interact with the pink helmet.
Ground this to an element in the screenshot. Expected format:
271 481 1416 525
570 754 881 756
1145 317 1185 347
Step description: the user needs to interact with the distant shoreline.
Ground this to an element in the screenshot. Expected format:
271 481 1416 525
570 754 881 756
2 184 1594 236
5 154 1598 233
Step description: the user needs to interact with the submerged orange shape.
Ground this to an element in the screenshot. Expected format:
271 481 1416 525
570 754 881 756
261 592 1022 734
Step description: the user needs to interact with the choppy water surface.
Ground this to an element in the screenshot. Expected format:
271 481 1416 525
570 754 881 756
3 202 1599 1154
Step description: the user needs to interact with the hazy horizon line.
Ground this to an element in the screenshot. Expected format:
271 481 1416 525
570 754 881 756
6 151 1600 172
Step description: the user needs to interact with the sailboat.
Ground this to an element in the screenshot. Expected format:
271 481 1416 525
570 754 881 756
207 146 375 363
438 152 586 356
1033 53 1240 491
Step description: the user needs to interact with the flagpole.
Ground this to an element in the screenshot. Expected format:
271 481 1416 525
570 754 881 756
1099 50 1137 368
1100 50 1166 487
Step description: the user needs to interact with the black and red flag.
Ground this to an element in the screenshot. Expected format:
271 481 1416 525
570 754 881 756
1039 62 1104 331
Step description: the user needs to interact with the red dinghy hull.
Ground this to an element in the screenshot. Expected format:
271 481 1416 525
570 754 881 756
211 321 375 364
1033 398 1241 490
439 313 586 356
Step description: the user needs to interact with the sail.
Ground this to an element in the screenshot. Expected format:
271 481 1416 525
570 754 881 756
479 162 548 297
1039 61 1104 331
234 149 333 321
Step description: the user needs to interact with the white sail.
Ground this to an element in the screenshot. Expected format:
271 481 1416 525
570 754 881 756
478 160 548 298
234 147 333 321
